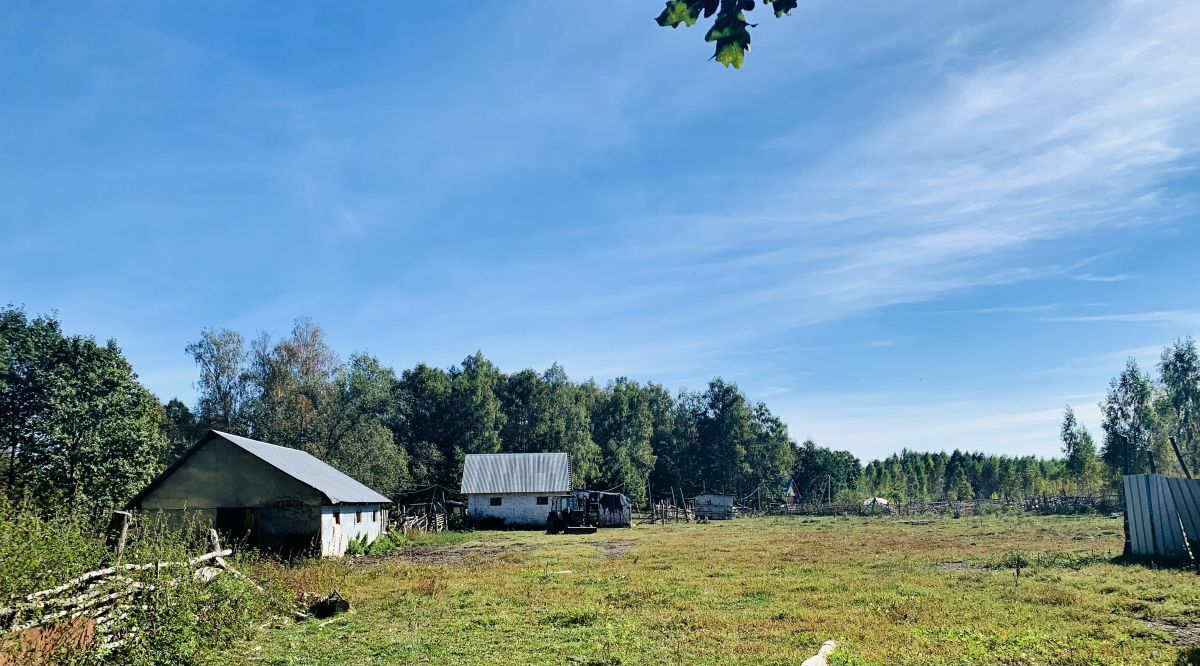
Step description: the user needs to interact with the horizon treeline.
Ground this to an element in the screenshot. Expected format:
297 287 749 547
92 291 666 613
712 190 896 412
4 306 1198 516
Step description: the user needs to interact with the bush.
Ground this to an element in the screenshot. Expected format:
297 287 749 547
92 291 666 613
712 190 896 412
344 534 370 556
366 533 397 556
0 501 109 601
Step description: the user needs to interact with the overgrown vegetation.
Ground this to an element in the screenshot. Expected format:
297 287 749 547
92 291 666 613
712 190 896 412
0 502 283 665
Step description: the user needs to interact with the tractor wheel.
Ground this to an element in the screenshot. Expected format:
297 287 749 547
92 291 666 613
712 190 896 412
546 513 561 534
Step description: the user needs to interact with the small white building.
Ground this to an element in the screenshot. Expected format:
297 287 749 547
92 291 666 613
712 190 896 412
461 452 571 528
130 430 391 558
695 493 735 520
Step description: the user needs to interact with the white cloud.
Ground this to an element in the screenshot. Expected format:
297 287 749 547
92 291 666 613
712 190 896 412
1043 310 1200 326
1072 273 1138 283
936 304 1060 315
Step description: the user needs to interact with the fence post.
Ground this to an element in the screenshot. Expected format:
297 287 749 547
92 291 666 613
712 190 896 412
107 511 132 561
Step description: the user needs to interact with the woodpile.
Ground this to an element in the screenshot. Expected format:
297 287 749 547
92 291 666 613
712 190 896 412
0 529 254 661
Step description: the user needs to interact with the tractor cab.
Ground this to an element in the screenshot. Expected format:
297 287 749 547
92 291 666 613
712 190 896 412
545 494 597 535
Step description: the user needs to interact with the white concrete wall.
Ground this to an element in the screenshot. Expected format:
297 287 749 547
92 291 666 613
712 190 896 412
467 493 554 527
320 504 385 557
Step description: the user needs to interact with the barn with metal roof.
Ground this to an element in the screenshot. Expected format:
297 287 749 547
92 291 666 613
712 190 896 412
461 452 571 527
130 430 391 557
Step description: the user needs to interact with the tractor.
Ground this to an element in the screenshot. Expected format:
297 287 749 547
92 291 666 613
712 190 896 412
545 493 598 535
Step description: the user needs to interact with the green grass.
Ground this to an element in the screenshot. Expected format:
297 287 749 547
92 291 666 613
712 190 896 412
206 515 1200 665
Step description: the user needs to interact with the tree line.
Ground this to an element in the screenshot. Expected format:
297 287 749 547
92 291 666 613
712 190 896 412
172 319 796 506
5 305 1197 518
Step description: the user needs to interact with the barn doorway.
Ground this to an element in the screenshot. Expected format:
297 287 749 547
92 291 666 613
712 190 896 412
215 507 257 546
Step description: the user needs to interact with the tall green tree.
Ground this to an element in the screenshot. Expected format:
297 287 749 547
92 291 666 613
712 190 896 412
1 307 166 515
1100 359 1157 475
186 327 249 433
499 369 545 454
241 319 339 450
591 378 657 503
539 364 602 487
695 379 755 494
393 363 454 487
793 439 860 502
162 398 200 465
1160 337 1200 470
0 308 61 501
447 352 506 477
1060 405 1099 491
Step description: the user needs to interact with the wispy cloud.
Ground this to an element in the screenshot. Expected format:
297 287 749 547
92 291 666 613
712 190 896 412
526 0 1200 358
1043 310 1200 326
935 304 1060 315
1072 273 1138 283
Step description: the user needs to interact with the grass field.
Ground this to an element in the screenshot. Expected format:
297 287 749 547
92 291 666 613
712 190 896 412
208 515 1200 665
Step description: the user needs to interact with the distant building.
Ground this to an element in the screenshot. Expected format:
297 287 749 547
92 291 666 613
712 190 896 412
129 430 391 558
461 452 571 527
782 479 797 505
694 494 735 520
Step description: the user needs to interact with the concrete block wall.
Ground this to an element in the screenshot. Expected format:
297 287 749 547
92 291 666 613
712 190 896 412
467 492 554 527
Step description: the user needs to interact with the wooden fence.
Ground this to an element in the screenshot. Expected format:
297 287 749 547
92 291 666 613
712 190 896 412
767 495 1121 518
396 501 454 534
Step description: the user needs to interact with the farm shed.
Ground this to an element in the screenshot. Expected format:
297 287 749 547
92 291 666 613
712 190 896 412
694 494 735 520
584 490 632 527
461 452 571 527
129 430 391 558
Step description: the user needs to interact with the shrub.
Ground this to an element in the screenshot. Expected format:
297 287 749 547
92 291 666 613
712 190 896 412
366 533 397 556
344 534 370 556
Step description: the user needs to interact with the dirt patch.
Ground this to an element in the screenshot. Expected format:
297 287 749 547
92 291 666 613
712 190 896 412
1147 620 1200 645
391 543 534 566
596 539 638 559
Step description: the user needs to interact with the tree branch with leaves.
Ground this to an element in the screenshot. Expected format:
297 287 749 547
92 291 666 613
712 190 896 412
656 0 798 68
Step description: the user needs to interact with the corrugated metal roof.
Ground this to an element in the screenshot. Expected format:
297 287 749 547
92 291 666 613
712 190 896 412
212 430 392 504
460 452 571 494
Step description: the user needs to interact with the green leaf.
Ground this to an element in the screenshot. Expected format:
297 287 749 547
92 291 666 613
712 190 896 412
656 0 700 28
704 7 751 68
766 0 799 17
713 41 746 68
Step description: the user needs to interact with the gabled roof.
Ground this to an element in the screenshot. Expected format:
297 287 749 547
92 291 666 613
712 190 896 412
130 430 391 507
460 452 571 494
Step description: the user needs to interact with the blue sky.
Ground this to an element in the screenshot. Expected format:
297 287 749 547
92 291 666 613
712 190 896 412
2 1 1198 461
